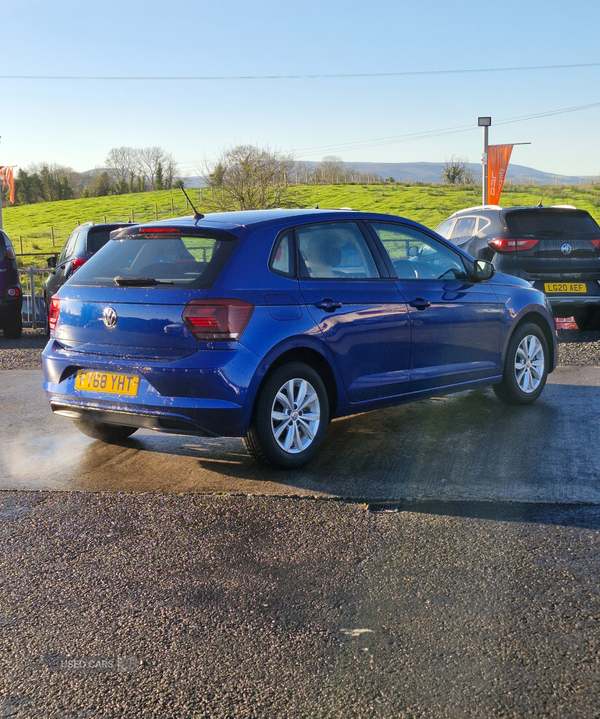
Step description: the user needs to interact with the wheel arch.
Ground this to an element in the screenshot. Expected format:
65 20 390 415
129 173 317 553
248 345 340 424
504 311 556 372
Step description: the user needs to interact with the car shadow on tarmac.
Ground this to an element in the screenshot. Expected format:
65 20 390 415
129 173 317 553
67 376 600 511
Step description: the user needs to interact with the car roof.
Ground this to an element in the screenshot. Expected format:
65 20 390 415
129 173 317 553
122 208 432 235
448 205 586 219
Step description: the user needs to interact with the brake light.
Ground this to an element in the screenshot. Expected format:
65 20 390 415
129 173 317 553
49 296 60 332
182 299 254 340
591 239 600 249
5 245 15 260
488 238 539 252
71 258 87 271
139 227 181 234
5 286 20 297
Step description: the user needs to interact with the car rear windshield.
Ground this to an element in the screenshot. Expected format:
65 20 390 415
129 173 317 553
505 210 599 236
70 231 238 289
0 234 5 261
86 229 115 253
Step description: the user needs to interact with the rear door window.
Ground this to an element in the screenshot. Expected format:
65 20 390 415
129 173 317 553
450 216 477 246
297 222 379 279
70 231 239 289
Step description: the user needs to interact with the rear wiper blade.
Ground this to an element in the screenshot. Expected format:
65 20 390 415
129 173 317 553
114 276 174 286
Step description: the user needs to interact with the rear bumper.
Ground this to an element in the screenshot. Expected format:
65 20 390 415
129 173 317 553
42 340 262 437
525 279 600 315
49 401 222 437
545 295 600 314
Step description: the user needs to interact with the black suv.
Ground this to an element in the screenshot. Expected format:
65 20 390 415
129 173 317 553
44 222 131 330
436 205 600 330
0 230 22 338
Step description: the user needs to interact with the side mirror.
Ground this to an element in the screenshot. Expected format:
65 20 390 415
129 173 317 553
47 255 57 269
473 259 495 282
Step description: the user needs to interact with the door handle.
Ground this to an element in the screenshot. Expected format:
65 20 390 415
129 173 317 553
315 298 343 312
409 298 431 311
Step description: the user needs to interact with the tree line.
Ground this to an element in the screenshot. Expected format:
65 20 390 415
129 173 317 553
1 146 180 206
1 144 385 210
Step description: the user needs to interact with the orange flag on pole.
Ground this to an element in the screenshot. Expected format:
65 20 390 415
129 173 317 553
0 166 15 204
487 145 513 205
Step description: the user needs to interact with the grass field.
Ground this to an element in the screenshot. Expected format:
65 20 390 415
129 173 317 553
3 182 600 268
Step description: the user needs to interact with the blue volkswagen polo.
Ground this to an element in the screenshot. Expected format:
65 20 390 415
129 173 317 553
42 209 557 468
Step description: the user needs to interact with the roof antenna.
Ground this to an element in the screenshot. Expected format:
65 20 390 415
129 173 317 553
180 187 204 221
537 193 546 208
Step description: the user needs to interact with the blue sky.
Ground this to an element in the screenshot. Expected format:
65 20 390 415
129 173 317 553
2 0 600 177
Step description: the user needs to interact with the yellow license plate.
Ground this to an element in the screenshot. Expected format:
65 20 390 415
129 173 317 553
75 370 140 396
544 282 587 293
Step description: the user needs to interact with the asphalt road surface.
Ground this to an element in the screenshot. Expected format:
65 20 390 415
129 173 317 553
2 366 600 718
2 367 600 503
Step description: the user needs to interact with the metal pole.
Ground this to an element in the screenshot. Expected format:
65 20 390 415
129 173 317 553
482 125 489 205
478 117 491 206
29 267 36 330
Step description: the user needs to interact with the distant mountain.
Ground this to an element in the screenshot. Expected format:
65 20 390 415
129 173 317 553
181 161 596 187
309 161 595 186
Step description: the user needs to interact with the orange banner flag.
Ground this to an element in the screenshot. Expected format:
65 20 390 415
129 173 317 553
0 166 15 204
487 145 513 205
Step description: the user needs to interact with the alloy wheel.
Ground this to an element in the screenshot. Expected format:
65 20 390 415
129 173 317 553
270 378 321 454
514 334 545 393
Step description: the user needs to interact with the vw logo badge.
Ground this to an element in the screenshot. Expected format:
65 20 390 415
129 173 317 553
102 306 118 329
561 243 572 255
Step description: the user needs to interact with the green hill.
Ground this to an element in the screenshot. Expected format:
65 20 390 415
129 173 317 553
3 183 600 268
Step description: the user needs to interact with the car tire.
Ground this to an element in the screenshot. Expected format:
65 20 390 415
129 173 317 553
3 315 22 339
73 419 138 443
573 308 600 331
493 322 549 405
244 362 329 469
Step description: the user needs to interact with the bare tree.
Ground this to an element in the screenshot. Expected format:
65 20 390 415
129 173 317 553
105 147 138 193
315 155 345 184
162 151 178 190
137 147 167 191
200 145 297 211
441 156 477 185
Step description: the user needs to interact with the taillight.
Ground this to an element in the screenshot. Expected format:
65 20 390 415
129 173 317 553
49 296 60 332
182 299 254 340
487 238 539 253
71 258 87 271
5 286 20 297
5 246 15 260
591 239 600 249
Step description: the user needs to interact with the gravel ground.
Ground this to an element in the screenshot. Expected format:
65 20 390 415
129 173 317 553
2 328 600 370
0 330 47 370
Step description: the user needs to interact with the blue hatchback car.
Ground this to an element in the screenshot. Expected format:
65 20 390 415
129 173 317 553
42 209 557 468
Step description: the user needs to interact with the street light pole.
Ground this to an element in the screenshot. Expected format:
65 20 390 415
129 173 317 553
478 116 491 206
